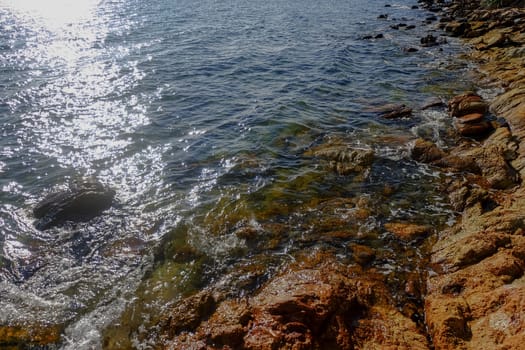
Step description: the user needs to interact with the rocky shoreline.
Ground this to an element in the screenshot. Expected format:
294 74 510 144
2 1 525 349
153 1 525 348
421 1 525 348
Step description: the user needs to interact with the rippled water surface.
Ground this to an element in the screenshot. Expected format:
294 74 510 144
1 0 472 348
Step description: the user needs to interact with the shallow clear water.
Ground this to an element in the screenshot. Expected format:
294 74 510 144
0 0 473 348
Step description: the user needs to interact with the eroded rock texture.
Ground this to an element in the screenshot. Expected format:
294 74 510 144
423 4 525 345
160 263 429 350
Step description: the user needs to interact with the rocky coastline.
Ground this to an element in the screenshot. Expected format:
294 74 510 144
2 1 525 349
151 1 525 348
420 1 525 348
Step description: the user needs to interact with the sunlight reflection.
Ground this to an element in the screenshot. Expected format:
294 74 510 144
0 0 100 29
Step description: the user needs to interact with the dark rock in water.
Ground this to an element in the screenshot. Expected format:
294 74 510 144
426 16 438 21
362 34 383 40
381 104 413 119
378 14 388 19
33 180 115 230
406 25 416 30
391 24 400 30
404 47 419 53
411 5 419 9
445 21 469 37
385 4 392 7
421 34 439 47
350 243 376 265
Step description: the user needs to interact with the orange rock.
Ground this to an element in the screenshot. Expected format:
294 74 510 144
456 113 484 124
455 120 493 137
0 324 62 347
349 243 376 265
162 264 429 349
384 222 430 241
448 93 488 118
411 138 446 163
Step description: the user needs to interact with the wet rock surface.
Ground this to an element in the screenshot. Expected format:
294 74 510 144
33 179 115 230
420 1 525 348
160 262 429 350
101 1 525 349
0 323 63 349
304 137 375 175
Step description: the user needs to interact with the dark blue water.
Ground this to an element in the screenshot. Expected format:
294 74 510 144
0 0 471 347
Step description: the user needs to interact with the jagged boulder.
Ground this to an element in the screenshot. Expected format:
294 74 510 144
162 263 430 349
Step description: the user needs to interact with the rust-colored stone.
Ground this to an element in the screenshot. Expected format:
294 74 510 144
411 138 446 163
384 222 430 241
0 324 62 347
456 113 484 124
162 263 429 349
455 120 493 137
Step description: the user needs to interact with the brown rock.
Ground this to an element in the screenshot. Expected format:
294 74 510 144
455 120 493 137
456 113 484 124
0 324 62 347
349 243 376 265
457 127 521 189
457 101 488 118
449 93 488 118
445 21 469 36
431 232 511 272
305 139 374 175
163 264 429 349
411 138 446 163
490 88 525 117
160 290 217 337
434 154 480 173
478 29 509 50
467 285 525 350
384 222 430 241
425 296 471 349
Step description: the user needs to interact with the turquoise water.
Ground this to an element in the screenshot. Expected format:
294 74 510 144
0 0 470 347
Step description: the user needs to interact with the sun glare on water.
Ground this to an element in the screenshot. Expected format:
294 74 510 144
0 0 100 29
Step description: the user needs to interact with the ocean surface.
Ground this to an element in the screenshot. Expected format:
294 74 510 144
0 0 473 348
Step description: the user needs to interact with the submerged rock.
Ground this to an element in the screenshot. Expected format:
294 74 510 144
420 34 439 47
33 180 115 230
0 323 62 348
381 104 413 119
305 138 374 175
384 222 431 241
